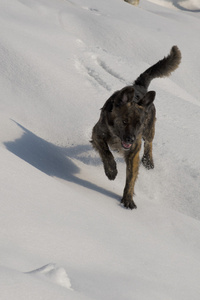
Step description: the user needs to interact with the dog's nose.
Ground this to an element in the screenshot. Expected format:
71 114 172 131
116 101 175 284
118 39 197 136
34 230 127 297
124 136 135 144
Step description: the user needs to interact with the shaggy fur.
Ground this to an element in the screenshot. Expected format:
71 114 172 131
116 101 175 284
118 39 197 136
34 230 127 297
91 46 181 209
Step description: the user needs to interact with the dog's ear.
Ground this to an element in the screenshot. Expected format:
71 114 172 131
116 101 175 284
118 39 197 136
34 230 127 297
102 91 119 112
121 92 130 104
138 91 156 108
115 86 135 107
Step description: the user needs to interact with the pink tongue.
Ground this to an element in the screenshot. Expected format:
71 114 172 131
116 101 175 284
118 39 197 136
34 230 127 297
122 141 131 149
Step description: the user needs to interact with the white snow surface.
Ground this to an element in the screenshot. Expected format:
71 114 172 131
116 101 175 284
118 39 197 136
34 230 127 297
0 0 200 299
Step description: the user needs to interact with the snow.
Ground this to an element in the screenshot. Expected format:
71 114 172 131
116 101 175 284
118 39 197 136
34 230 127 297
0 0 200 299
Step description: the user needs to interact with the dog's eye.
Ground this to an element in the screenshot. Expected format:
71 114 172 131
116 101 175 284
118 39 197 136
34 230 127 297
135 95 140 101
123 120 128 125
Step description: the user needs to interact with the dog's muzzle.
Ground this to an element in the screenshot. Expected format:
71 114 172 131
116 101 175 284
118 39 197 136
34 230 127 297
121 136 135 150
121 141 132 150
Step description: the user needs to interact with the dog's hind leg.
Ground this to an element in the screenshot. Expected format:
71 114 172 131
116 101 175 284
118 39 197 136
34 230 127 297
142 108 156 170
142 140 154 169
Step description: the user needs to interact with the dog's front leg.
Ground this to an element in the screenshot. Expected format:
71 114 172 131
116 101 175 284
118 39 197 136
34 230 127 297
121 142 141 209
91 137 117 180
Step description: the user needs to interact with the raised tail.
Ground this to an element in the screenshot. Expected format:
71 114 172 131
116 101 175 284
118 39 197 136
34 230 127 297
133 46 181 98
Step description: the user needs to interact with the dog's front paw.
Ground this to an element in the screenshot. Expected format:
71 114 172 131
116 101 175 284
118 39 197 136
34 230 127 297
121 196 137 209
142 155 154 170
104 160 117 180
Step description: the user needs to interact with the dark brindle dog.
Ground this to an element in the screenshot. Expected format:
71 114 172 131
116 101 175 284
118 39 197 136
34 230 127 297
91 46 181 209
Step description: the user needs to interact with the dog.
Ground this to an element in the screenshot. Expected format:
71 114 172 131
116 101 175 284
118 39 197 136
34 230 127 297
91 46 181 209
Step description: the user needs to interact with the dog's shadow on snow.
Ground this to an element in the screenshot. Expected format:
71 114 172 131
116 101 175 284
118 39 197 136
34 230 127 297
4 122 119 201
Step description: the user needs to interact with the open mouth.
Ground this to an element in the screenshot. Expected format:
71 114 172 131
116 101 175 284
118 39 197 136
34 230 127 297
121 141 132 150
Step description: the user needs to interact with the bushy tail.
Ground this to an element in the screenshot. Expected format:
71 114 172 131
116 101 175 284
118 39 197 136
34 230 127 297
133 46 181 96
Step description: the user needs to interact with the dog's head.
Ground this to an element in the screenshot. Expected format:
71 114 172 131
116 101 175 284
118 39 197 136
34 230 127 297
103 86 156 150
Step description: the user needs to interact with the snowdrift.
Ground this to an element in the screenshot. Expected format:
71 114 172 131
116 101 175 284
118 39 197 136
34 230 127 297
0 0 200 299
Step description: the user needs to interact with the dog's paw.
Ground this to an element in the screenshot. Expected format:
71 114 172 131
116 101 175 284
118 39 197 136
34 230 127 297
121 196 137 209
104 160 117 180
141 155 154 170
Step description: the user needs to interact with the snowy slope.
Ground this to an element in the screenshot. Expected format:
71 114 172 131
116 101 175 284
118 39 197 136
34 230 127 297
148 0 200 11
0 0 200 299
